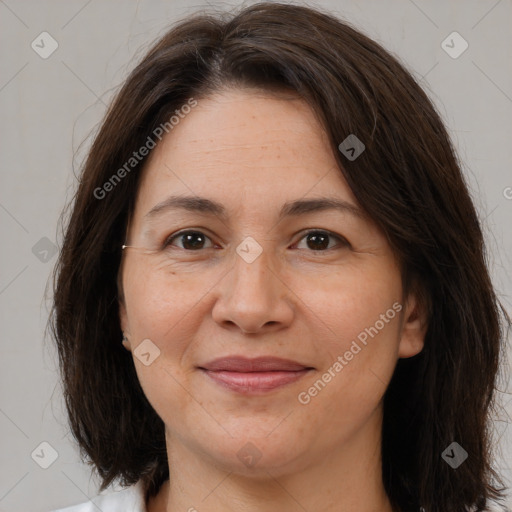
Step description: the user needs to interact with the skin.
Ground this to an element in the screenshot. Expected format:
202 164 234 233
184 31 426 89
119 87 427 512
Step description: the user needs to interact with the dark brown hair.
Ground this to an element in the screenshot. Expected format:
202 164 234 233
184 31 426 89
48 3 511 511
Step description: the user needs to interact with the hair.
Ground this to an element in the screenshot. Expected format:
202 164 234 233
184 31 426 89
48 2 511 511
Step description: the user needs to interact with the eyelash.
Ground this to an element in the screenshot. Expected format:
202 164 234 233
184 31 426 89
162 229 350 252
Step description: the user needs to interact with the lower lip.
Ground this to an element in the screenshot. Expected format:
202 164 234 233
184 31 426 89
201 369 312 394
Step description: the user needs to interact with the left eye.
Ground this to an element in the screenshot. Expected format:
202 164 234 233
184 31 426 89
295 230 348 251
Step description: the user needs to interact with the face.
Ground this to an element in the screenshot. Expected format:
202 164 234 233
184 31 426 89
119 88 425 476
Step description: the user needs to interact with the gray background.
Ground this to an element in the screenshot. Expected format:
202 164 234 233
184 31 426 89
1 0 511 510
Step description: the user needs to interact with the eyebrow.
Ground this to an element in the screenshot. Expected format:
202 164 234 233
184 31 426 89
144 195 364 222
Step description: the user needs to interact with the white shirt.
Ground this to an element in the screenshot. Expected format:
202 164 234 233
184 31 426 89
51 480 146 512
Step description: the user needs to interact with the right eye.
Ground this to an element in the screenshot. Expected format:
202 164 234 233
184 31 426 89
163 230 216 251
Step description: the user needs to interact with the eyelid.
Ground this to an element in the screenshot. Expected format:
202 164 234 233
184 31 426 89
163 228 350 251
293 229 351 250
163 229 218 249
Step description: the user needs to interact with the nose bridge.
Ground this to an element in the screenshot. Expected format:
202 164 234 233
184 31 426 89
231 238 279 306
211 237 293 333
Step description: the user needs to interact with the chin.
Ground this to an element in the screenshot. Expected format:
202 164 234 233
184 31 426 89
194 429 309 477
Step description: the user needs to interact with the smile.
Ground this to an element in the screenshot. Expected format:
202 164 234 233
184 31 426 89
198 356 314 394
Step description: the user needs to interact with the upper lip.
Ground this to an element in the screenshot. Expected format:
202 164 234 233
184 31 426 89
199 356 312 372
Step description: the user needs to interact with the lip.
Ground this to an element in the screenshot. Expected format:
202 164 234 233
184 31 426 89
199 356 314 394
200 356 311 372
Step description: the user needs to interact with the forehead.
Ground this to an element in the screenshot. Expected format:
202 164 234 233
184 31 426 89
132 88 358 221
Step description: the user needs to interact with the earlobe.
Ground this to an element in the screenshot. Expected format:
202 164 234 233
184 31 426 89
122 332 132 351
119 301 132 352
398 293 428 359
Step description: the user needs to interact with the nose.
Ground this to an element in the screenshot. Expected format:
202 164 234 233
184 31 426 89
211 244 294 335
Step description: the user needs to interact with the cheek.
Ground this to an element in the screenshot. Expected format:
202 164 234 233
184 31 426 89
293 259 403 406
293 258 403 343
122 263 203 421
122 260 211 340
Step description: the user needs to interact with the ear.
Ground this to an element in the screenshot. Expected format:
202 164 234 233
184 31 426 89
117 264 132 352
397 291 428 359
119 300 132 352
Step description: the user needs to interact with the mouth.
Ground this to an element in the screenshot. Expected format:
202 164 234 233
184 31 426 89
198 356 314 394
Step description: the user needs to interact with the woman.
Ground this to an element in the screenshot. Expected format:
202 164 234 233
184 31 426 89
49 2 511 511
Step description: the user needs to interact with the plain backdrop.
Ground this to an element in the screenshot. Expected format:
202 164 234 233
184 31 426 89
0 0 511 510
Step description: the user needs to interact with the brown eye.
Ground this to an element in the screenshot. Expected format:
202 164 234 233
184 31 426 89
164 230 214 250
295 230 349 251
